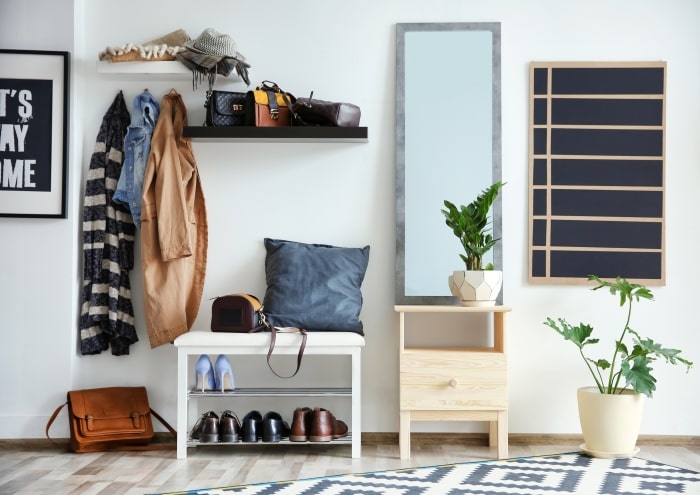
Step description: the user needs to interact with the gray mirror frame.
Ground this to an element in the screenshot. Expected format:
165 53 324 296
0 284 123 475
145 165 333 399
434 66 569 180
395 22 502 305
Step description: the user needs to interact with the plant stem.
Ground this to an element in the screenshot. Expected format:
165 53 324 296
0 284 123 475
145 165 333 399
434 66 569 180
581 347 604 393
607 296 633 394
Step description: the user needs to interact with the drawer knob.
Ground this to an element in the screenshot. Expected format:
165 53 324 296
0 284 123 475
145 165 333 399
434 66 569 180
449 379 458 389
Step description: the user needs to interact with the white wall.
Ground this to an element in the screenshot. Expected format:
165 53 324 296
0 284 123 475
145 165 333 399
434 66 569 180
1 0 699 440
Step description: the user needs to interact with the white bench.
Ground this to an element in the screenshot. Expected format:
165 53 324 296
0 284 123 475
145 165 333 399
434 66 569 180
174 330 365 458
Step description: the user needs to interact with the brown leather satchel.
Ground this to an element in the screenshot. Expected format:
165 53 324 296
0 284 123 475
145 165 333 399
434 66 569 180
46 386 176 452
245 80 295 127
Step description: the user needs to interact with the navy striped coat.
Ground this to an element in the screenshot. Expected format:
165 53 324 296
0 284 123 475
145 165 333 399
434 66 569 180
79 91 137 355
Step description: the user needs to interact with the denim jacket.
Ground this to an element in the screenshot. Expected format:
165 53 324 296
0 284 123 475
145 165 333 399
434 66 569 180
113 90 159 227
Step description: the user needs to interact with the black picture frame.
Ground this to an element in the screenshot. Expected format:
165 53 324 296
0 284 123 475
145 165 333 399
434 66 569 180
0 49 70 218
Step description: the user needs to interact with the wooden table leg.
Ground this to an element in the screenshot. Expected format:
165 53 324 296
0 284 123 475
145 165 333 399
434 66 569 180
399 411 411 460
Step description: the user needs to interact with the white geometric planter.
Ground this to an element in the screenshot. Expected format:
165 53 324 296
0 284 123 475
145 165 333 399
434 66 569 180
577 386 645 458
448 270 503 307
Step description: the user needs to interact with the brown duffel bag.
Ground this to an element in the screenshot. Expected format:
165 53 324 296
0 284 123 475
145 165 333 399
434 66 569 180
46 386 176 452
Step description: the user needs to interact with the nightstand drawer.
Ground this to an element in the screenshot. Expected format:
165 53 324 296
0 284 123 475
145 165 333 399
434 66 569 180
400 350 507 410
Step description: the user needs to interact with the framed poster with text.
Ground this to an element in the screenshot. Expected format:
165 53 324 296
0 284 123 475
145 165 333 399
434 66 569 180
0 49 69 218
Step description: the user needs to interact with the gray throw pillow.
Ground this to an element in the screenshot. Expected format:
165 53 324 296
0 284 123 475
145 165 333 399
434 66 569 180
262 238 370 334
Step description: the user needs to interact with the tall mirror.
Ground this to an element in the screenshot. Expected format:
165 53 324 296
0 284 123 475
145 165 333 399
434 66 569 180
395 22 502 304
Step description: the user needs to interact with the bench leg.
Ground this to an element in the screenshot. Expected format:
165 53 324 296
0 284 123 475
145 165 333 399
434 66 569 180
351 348 361 458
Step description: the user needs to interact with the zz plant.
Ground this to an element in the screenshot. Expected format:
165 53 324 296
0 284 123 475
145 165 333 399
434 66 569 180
544 275 693 398
441 181 504 271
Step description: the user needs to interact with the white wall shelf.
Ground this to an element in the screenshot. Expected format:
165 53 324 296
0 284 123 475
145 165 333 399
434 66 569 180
96 60 190 75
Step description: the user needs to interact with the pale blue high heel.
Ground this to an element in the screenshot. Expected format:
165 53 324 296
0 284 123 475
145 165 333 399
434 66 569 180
194 355 215 392
214 354 235 392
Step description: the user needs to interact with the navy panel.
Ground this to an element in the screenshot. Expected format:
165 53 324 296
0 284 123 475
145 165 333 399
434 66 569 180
533 159 547 185
532 250 546 277
533 98 548 125
550 251 662 279
551 67 664 95
533 189 547 216
551 99 663 126
533 68 548 95
551 159 663 187
550 220 662 249
551 190 662 218
551 129 663 157
533 219 547 246
534 128 548 155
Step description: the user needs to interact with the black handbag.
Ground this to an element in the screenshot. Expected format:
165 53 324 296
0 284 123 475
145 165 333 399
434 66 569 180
205 90 247 126
293 92 361 127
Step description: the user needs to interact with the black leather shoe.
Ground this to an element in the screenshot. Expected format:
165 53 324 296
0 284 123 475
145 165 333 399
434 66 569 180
219 410 241 443
190 411 219 441
199 411 220 443
241 410 263 442
262 411 290 443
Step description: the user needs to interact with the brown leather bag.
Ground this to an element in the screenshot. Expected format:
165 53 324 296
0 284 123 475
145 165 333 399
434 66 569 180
245 81 295 127
46 386 176 452
211 293 265 333
294 93 361 127
210 293 308 379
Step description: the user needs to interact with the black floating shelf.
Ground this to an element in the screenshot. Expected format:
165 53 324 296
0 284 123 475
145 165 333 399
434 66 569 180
183 126 368 143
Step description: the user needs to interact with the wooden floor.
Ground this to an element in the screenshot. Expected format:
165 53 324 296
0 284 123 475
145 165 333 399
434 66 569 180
1 440 699 495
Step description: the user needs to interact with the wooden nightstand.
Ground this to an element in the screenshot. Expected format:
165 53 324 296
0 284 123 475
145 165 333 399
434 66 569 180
395 305 512 460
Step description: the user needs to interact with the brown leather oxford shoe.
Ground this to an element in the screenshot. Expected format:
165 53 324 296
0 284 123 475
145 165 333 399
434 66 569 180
309 407 334 442
219 410 241 443
290 407 313 442
198 411 220 443
190 411 219 441
332 416 348 439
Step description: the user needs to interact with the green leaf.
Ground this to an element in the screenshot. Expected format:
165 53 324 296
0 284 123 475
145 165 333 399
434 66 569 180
622 356 657 397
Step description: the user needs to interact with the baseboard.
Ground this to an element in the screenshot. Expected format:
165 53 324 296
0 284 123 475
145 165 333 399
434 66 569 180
3 432 698 450
360 432 700 447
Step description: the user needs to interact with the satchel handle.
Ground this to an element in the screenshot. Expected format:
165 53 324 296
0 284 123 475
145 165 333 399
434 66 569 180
258 80 281 92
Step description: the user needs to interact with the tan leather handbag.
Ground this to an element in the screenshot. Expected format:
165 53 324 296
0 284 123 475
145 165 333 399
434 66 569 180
46 386 176 452
245 81 295 127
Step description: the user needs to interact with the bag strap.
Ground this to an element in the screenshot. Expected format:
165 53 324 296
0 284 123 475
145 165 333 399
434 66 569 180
45 401 68 448
251 311 307 378
45 400 178 451
266 326 308 378
265 90 280 120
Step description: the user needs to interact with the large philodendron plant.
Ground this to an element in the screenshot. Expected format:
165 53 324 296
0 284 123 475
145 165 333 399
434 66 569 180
441 181 504 271
544 275 693 398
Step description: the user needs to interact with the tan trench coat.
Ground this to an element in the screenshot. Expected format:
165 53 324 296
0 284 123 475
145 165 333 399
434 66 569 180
140 90 208 348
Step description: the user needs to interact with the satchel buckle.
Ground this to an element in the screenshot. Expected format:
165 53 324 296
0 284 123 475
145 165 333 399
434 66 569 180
131 412 141 428
269 108 279 120
86 414 94 430
232 104 243 111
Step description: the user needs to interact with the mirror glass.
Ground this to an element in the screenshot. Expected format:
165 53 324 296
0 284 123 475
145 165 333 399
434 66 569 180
395 22 502 304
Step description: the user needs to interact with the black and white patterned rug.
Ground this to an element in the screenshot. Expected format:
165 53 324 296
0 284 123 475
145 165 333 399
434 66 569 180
150 453 700 494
